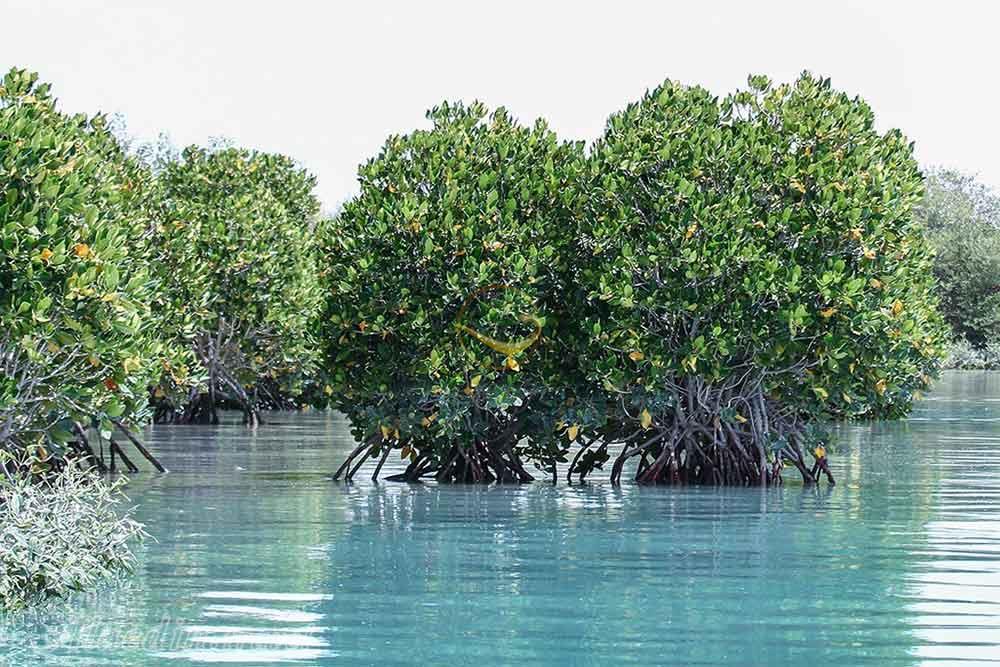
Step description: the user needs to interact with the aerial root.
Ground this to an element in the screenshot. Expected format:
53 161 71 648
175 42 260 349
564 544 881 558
334 434 535 484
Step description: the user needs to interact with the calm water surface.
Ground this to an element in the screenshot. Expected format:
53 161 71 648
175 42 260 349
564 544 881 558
2 372 999 666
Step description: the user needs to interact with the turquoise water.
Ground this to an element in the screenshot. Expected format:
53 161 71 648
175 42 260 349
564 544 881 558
2 372 1000 666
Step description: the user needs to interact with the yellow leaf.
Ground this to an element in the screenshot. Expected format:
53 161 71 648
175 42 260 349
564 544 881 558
87 355 100 367
73 243 91 259
628 351 645 362
734 414 748 424
640 408 652 430
380 424 392 440
56 158 77 176
505 356 520 372
863 247 876 260
891 300 903 317
122 356 141 373
567 424 579 441
46 340 60 354
454 313 542 358
813 387 829 400
684 224 698 240
870 278 883 289
849 228 862 241
421 416 431 428
39 248 53 263
813 445 827 459
684 356 698 373
470 374 482 388
324 384 333 396
820 307 837 319
874 379 887 395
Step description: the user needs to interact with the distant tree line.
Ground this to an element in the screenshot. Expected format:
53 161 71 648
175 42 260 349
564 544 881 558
915 169 1000 368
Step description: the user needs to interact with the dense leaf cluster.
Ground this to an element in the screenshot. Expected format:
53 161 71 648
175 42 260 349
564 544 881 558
916 169 1000 350
325 73 946 483
578 74 945 425
1 69 161 453
149 146 324 423
1 68 325 454
1 453 146 612
322 103 586 480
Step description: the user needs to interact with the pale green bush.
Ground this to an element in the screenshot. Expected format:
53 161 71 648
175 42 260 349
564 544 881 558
943 339 1000 370
0 459 146 612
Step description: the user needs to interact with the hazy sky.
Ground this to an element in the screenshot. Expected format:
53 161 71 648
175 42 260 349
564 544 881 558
2 1 997 209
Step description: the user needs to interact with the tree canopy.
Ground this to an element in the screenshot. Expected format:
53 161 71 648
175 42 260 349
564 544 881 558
564 73 946 484
916 169 1000 350
323 102 587 482
149 146 324 424
326 74 946 486
1 68 160 455
1 68 951 486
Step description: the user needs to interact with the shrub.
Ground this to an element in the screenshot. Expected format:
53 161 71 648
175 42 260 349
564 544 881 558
0 68 160 456
322 102 586 482
326 75 946 486
0 455 146 612
943 338 1000 370
148 146 324 425
570 73 946 485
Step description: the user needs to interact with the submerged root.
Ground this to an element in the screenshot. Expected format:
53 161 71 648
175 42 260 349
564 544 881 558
154 318 265 428
606 428 794 487
152 387 261 428
605 378 833 487
431 442 535 484
332 377 836 486
59 420 166 475
334 436 535 484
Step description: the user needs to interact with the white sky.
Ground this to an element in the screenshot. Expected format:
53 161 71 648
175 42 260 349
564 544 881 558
2 0 997 210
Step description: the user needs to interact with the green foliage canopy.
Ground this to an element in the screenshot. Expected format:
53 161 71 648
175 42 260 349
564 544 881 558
916 169 1000 349
0 68 160 450
323 102 586 479
327 74 947 484
576 73 946 429
150 146 324 416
